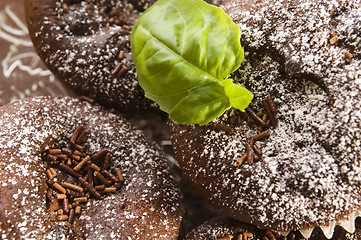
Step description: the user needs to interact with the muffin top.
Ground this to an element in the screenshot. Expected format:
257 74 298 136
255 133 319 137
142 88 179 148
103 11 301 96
169 0 361 237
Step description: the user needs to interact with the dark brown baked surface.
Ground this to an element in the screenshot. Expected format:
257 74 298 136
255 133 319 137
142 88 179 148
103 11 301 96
0 96 182 239
184 216 361 240
169 0 361 235
24 0 158 114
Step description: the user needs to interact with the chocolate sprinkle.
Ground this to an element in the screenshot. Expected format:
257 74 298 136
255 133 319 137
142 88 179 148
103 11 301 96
245 107 268 128
246 144 254 165
44 125 124 223
59 163 82 178
0 97 182 239
212 122 234 134
262 99 277 128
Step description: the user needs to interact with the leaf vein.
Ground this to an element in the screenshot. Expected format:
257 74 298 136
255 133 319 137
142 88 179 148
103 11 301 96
141 28 219 83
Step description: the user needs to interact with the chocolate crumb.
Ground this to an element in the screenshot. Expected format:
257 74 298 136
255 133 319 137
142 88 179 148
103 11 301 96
73 150 86 157
122 24 131 30
87 161 94 187
62 182 83 193
62 148 72 156
63 198 69 214
95 185 105 191
73 197 88 203
266 96 277 113
46 188 53 199
73 155 91 172
105 187 117 193
49 149 62 155
56 194 67 200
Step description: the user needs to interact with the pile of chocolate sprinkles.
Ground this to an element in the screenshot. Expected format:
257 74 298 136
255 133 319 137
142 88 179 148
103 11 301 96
236 130 270 166
213 96 277 133
43 125 124 223
234 95 278 166
245 95 277 130
209 95 278 166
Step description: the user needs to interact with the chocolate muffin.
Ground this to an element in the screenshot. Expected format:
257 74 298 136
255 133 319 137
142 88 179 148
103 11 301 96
24 0 157 114
185 216 361 240
0 96 182 239
169 0 361 238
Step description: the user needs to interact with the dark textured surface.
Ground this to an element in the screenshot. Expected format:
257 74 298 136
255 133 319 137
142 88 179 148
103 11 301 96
170 0 361 235
185 216 361 240
1 2 229 239
23 0 227 114
25 0 158 114
0 97 182 239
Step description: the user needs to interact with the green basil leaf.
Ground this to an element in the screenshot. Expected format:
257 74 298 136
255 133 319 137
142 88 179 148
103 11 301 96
131 0 252 124
223 78 253 111
169 82 230 125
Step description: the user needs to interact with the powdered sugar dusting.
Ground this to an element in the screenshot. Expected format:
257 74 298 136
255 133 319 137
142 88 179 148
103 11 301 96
184 216 361 240
25 0 156 112
170 0 361 233
0 97 182 239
